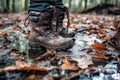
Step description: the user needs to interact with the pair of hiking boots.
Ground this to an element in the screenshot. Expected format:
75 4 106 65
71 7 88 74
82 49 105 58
28 6 74 57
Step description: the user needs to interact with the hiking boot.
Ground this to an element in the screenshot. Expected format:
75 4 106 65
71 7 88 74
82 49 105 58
28 9 74 51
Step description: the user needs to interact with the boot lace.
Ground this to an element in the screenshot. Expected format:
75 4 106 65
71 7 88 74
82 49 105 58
54 7 70 36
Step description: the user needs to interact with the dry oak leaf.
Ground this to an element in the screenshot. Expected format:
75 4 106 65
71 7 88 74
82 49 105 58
61 57 79 70
16 60 50 72
91 43 107 51
89 53 109 60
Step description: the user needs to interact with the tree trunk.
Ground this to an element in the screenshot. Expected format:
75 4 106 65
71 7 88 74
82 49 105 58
84 0 87 9
104 0 109 3
24 0 29 10
6 0 9 12
116 0 118 6
3 0 7 13
12 0 15 12
69 0 72 8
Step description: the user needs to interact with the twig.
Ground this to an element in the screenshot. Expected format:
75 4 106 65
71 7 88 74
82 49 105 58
34 50 56 61
34 52 51 61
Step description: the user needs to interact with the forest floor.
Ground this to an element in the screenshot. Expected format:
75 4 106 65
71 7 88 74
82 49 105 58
0 12 120 80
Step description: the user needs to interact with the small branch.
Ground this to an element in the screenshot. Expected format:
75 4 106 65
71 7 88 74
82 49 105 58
34 50 56 61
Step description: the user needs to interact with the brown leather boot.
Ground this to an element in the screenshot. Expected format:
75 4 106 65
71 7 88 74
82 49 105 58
28 9 74 51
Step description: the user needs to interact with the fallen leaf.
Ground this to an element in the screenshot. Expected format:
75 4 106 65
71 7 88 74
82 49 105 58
117 57 120 65
61 57 79 70
13 16 21 22
23 33 30 39
91 43 107 51
28 74 36 80
0 20 3 26
16 60 50 72
89 29 97 33
3 32 8 36
3 66 18 71
10 52 21 58
2 66 50 73
103 36 112 41
21 66 50 72
92 20 99 24
73 57 93 69
12 26 21 31
89 53 109 60
16 60 30 68
47 50 56 55
113 17 120 30
99 29 106 34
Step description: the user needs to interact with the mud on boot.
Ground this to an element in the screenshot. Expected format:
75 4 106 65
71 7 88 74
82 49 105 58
28 7 74 51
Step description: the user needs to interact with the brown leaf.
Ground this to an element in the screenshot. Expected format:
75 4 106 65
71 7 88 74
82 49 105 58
21 66 50 72
89 29 97 33
3 32 8 36
13 16 21 22
92 20 99 24
73 57 93 69
91 43 107 51
23 33 30 39
16 60 50 73
89 53 109 60
99 29 106 34
10 52 20 57
3 66 18 71
0 21 3 29
103 36 112 41
16 60 30 68
61 57 79 70
28 74 36 80
6 45 11 49
47 50 56 55
117 57 120 65
12 26 21 31
113 17 120 30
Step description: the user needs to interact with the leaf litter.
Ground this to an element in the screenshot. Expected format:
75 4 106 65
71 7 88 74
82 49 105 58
0 12 120 80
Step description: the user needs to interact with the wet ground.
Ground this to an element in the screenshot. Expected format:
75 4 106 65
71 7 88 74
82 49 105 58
0 12 120 80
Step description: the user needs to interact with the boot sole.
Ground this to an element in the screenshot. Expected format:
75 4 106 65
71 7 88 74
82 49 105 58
29 40 74 51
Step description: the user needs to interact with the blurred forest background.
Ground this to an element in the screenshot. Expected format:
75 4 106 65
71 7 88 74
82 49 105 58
0 0 120 13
